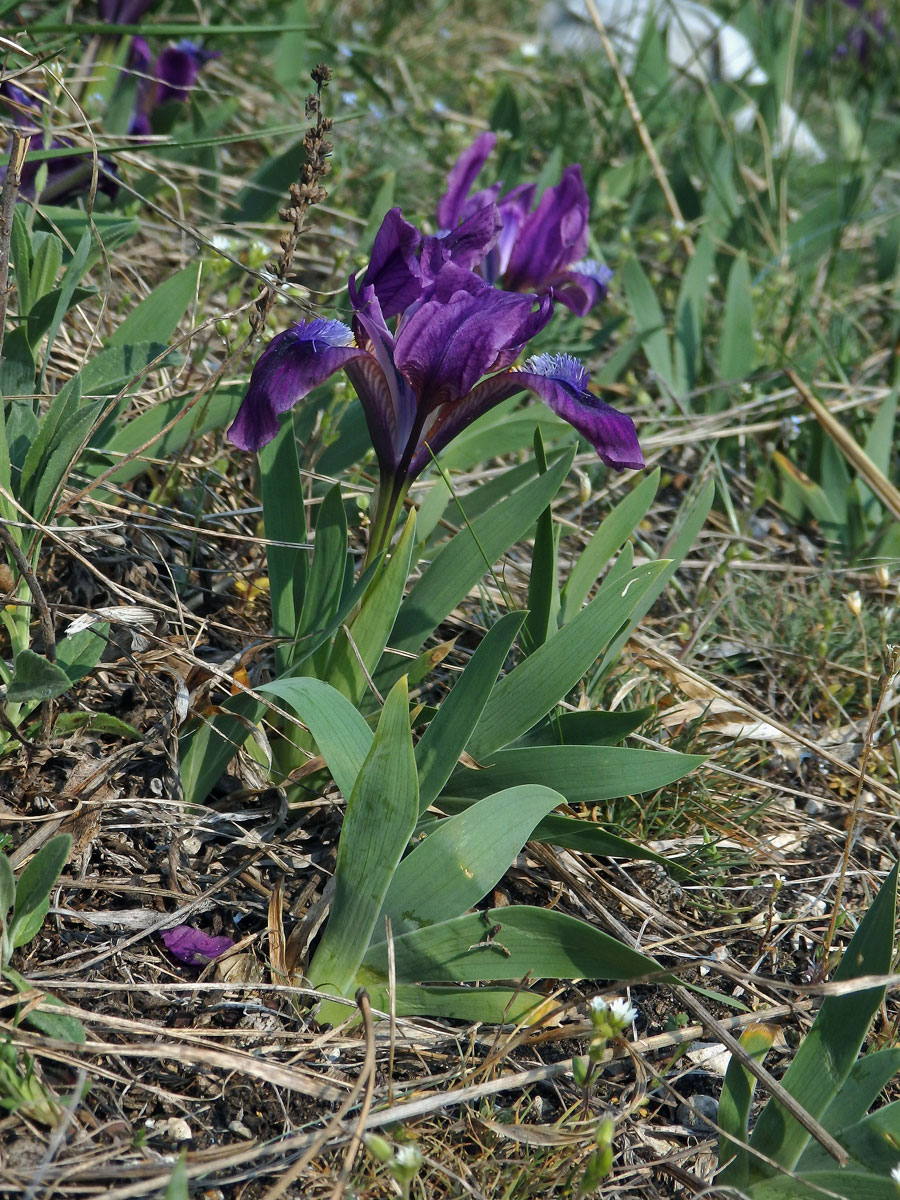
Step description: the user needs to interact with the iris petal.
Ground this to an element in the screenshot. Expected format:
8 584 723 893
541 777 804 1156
407 351 643 477
394 270 552 410
519 353 644 469
503 165 590 292
437 131 497 229
228 320 368 451
360 208 425 318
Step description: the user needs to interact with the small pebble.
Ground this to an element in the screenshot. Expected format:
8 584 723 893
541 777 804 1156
677 1095 718 1133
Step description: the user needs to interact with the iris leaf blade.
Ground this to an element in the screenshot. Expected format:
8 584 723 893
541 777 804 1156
415 610 526 812
748 863 898 1177
308 677 418 998
391 448 573 655
362 905 662 986
468 561 666 760
375 784 564 941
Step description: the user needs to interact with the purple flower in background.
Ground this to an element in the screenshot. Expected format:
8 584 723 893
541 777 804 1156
128 39 219 136
98 0 156 22
229 208 642 557
437 132 613 316
0 81 119 201
161 925 235 965
814 0 892 64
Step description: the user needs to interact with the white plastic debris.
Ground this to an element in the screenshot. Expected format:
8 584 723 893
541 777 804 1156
539 0 825 162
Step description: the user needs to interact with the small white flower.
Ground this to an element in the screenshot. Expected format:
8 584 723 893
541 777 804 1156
607 997 638 1027
394 1146 422 1169
891 1162 900 1190
845 590 863 617
590 995 637 1028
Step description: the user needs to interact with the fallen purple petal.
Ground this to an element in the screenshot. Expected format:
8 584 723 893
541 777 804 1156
161 926 235 965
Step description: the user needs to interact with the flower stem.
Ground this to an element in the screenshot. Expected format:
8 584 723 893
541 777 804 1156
364 474 409 569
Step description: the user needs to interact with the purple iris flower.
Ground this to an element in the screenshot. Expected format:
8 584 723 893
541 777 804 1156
437 131 613 317
229 208 642 558
98 0 156 23
128 39 219 136
0 81 119 202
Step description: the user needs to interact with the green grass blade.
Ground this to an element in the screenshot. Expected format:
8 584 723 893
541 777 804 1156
364 983 546 1024
622 256 676 399
9 834 72 950
84 386 236 485
745 1170 898 1199
0 852 13 936
810 1048 900 1150
179 695 267 807
308 677 418 997
106 264 200 347
718 252 754 385
256 677 373 798
419 454 540 550
80 342 170 396
468 561 666 760
596 476 714 679
41 228 91 379
10 207 33 318
559 467 660 623
20 373 82 516
28 233 62 313
528 813 684 871
296 484 347 645
795 1100 900 1180
515 707 654 747
179 675 373 806
673 232 714 396
415 610 526 812
375 785 564 940
858 390 899 524
31 399 104 529
749 863 899 1176
523 429 560 651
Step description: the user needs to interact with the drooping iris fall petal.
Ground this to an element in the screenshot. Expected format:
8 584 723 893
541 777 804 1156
439 139 613 315
406 351 643 477
228 320 369 451
518 353 644 470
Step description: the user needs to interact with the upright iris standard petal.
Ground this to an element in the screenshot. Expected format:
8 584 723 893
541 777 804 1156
438 140 611 315
518 353 644 470
357 208 425 318
155 41 219 105
425 204 502 277
437 130 497 229
228 320 369 451
503 165 589 293
393 269 553 412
